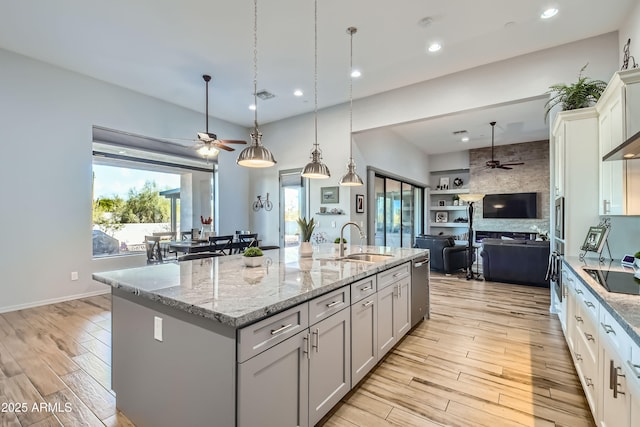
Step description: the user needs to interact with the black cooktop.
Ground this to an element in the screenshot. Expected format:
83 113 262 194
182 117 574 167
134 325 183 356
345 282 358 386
582 268 640 295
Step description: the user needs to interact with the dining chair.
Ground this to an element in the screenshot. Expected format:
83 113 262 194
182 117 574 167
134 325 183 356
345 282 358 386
153 231 176 258
144 236 163 264
209 235 234 255
177 252 223 262
181 231 193 240
236 233 259 254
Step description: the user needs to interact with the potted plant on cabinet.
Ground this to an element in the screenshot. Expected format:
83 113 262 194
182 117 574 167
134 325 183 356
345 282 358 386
296 217 316 257
544 63 607 122
243 247 264 267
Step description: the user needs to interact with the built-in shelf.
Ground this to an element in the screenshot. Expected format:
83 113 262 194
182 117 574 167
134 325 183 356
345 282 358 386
430 189 470 195
315 212 345 215
430 222 470 228
431 206 468 211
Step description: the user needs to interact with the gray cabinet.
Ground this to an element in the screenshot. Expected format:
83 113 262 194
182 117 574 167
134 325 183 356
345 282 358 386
376 263 412 359
237 330 309 427
350 276 378 386
238 286 351 427
309 307 351 425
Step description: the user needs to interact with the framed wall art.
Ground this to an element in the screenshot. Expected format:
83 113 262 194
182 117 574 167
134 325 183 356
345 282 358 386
435 211 448 223
320 186 339 204
355 194 365 213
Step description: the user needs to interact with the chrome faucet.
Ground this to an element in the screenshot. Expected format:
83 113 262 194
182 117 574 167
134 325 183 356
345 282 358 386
339 221 366 258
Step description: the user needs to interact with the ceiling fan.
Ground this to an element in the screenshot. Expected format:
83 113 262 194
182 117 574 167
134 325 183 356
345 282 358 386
176 75 247 158
485 121 524 170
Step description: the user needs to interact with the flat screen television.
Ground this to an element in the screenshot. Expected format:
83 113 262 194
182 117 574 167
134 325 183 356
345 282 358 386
482 192 537 219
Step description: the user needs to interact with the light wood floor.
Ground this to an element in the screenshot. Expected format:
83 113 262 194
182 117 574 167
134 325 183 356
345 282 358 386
0 273 594 426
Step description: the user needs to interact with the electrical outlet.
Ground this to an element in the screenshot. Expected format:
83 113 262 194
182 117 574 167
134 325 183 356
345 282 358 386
331 221 336 228
71 272 78 281
154 316 163 342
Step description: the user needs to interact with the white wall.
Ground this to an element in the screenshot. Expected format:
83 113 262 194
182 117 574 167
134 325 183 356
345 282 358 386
0 48 249 313
619 1 640 69
428 151 470 173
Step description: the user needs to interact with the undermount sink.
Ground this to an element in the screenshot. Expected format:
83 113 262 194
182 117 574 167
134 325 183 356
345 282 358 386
341 253 394 263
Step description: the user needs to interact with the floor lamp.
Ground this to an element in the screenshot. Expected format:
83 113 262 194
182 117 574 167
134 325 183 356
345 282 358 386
458 193 485 280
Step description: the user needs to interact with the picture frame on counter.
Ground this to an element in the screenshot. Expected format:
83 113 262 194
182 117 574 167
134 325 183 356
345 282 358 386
580 225 609 253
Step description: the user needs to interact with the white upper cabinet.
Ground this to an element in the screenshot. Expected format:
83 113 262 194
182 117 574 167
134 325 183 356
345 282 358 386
596 69 640 215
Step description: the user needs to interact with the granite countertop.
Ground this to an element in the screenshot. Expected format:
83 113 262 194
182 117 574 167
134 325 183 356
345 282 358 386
93 244 428 329
563 256 640 347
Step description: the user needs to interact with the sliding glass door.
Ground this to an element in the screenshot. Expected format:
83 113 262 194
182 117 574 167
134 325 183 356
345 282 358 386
373 174 423 248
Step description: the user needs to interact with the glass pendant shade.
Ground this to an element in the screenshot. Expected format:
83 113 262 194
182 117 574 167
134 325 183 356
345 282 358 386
302 148 330 179
339 159 363 186
237 132 276 168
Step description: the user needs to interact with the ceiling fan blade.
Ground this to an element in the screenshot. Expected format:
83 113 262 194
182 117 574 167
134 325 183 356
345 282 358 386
218 139 247 145
211 142 235 152
502 162 525 166
498 165 513 170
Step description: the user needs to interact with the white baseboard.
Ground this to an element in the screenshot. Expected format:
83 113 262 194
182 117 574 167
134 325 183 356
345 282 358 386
0 289 111 314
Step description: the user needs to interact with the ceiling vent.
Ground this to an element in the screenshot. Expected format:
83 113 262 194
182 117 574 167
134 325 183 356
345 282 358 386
452 130 468 135
256 90 276 100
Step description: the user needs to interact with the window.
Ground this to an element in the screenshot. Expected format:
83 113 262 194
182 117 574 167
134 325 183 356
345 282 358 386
373 173 423 248
92 127 215 258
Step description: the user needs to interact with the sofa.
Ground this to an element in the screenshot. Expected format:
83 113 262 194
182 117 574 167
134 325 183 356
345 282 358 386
414 235 471 274
480 238 550 287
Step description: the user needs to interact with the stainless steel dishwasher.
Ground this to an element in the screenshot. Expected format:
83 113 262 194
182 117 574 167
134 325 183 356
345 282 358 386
411 253 430 327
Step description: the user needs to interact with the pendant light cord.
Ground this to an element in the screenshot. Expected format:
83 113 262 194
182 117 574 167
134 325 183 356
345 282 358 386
313 0 318 150
253 0 259 135
348 27 355 161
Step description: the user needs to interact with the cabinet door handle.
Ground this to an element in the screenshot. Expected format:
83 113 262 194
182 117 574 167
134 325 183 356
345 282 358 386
576 353 583 362
359 285 372 292
313 328 320 352
575 315 583 323
613 363 626 398
626 360 640 379
326 300 342 308
362 300 374 307
603 199 611 214
270 323 294 335
601 322 616 335
575 288 583 295
585 377 594 388
610 360 615 390
304 333 310 360
584 332 595 342
392 271 403 278
585 301 595 309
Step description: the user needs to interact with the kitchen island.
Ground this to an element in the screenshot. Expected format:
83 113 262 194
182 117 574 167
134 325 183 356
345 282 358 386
93 245 429 427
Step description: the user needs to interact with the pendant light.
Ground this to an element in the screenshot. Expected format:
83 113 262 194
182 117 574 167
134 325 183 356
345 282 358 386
301 0 330 179
237 0 277 168
339 27 363 187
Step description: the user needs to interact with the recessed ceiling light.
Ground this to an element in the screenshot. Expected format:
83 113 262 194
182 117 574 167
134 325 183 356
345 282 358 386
351 70 361 78
540 8 558 19
624 153 635 159
293 89 303 97
461 136 470 143
248 104 256 111
428 42 442 53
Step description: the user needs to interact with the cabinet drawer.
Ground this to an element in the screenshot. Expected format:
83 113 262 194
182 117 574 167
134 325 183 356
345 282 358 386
599 308 630 357
238 303 309 363
350 276 376 304
628 334 640 389
309 286 350 326
574 280 599 321
377 262 410 290
576 306 599 368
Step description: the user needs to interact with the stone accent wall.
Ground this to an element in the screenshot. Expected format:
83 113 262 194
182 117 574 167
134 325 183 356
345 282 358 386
470 140 550 236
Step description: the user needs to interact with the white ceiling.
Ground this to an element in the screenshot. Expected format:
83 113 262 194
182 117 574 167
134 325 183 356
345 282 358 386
0 0 635 153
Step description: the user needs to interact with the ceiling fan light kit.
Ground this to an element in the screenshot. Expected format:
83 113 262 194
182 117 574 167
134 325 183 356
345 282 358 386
237 0 276 168
339 26 363 187
302 0 330 179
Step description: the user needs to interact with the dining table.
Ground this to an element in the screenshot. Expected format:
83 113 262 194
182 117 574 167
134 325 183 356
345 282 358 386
168 237 260 255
